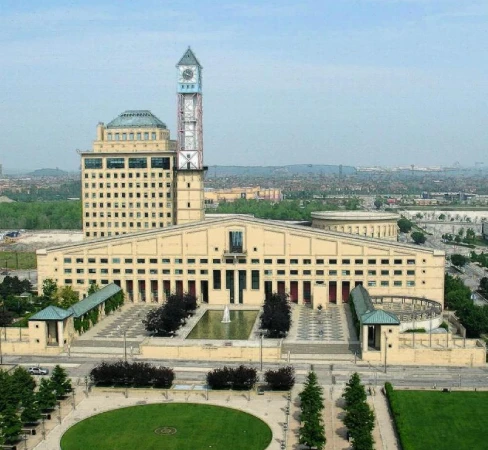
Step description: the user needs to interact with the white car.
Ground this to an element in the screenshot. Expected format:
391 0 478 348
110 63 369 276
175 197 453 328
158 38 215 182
28 367 49 375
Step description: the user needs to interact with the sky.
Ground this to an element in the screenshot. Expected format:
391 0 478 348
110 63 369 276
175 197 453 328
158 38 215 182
1 0 487 171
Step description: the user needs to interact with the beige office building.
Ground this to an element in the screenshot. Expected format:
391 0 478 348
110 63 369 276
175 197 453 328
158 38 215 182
37 214 445 306
82 110 177 239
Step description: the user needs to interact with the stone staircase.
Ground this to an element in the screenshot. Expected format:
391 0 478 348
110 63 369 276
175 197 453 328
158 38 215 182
282 342 360 360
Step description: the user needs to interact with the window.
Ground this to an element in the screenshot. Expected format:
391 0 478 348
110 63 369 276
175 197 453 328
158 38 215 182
394 270 402 276
128 157 147 169
277 259 286 264
88 268 96 274
407 281 415 287
124 258 133 263
200 259 208 264
264 270 272 275
106 158 125 169
144 132 149 140
151 132 156 140
368 281 376 287
394 259 402 265
368 270 376 276
64 269 72 274
88 258 96 263
290 259 298 264
394 281 402 286
407 259 415 265
303 259 312 265
162 269 170 275
407 270 415 276
368 259 376 264
355 270 363 275
251 259 260 264
151 157 170 169
277 270 286 275
316 270 324 275
381 259 389 264
76 268 84 274
107 133 112 141
150 258 157 264
175 269 183 275
188 269 196 275
187 259 196 264
213 258 220 264
129 133 134 140
200 270 208 275
64 258 72 263
355 259 364 264
264 259 272 264
64 279 72 284
137 132 141 140
329 270 337 275
290 270 298 275
213 270 221 289
381 270 389 276
342 259 350 265
125 269 133 274
381 280 389 286
251 270 260 289
175 258 183 264
225 259 234 264
342 270 350 276
137 258 145 264
229 231 243 253
316 259 324 264
303 270 311 275
84 158 103 169
329 259 337 265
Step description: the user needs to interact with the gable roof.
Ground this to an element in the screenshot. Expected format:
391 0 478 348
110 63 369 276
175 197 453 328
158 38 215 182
29 306 72 321
362 309 400 325
177 47 202 67
350 285 401 325
68 283 121 318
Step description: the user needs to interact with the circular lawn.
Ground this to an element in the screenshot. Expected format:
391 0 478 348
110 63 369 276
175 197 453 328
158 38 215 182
60 403 272 450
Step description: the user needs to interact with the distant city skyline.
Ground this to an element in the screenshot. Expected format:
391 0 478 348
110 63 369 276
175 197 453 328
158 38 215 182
1 0 487 170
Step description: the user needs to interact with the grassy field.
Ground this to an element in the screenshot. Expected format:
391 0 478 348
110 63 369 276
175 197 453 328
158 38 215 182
60 403 272 450
0 251 37 269
389 390 488 450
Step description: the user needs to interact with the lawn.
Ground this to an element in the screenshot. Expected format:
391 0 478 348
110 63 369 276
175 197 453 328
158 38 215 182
0 251 37 269
388 390 488 450
60 403 272 450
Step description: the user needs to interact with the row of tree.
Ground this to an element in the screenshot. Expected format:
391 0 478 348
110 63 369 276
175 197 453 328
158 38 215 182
90 361 174 388
442 227 477 246
298 371 326 449
342 373 375 450
260 293 291 338
444 274 488 338
0 200 82 229
0 365 72 445
143 292 197 336
205 365 295 391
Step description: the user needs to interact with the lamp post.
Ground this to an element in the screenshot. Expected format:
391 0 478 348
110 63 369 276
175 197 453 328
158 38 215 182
384 333 388 374
260 333 263 372
117 325 127 362
0 326 3 365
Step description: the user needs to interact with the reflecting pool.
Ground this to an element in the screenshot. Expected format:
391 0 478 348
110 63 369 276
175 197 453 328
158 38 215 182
187 310 259 340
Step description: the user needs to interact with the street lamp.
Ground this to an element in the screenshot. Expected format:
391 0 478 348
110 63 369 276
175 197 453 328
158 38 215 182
260 333 263 372
384 333 388 374
117 325 127 362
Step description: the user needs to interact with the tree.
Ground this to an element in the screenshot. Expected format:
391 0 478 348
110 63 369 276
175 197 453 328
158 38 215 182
373 198 383 210
42 278 58 302
479 277 488 296
260 293 291 338
58 286 79 309
36 378 57 411
0 406 22 444
438 213 446 220
299 412 326 450
411 231 426 244
397 218 413 233
0 309 14 327
50 365 72 398
451 254 468 268
20 390 41 424
87 283 100 295
342 372 366 409
264 366 295 391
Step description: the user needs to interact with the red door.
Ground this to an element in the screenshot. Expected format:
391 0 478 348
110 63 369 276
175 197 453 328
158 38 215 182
176 280 183 296
329 282 337 303
303 281 311 304
163 280 171 298
188 280 196 297
290 281 298 303
277 281 286 296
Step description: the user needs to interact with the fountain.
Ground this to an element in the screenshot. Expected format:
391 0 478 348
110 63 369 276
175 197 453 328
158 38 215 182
221 305 231 323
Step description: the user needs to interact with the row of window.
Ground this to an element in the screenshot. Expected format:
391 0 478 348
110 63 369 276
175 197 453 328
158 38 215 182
84 201 172 209
85 192 172 199
84 171 172 179
63 267 416 277
85 157 171 170
106 131 159 141
86 212 171 219
85 182 172 189
63 256 419 265
85 226 172 238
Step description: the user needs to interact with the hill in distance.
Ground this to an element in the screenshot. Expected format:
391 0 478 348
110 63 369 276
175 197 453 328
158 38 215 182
27 168 69 177
206 164 356 177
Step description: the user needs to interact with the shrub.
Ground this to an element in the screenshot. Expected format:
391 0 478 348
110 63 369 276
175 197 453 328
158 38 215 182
206 366 258 390
264 366 295 391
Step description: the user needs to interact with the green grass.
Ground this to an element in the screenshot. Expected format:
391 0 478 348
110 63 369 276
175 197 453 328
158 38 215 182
389 390 488 450
0 251 37 269
60 403 272 450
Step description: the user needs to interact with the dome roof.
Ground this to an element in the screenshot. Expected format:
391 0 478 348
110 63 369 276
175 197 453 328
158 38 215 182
106 110 167 129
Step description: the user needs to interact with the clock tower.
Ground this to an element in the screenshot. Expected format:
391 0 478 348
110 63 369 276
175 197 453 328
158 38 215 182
175 47 205 225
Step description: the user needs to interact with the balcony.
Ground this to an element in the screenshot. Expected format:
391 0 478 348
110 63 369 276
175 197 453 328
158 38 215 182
223 245 247 257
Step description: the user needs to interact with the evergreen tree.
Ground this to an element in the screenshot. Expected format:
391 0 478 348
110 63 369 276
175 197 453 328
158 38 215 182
0 406 22 444
50 365 72 398
342 372 366 409
299 413 326 450
36 378 57 411
20 390 41 424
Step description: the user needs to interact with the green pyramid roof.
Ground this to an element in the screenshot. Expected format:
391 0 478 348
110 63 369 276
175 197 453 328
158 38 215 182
177 47 202 67
362 310 400 325
29 306 73 321
106 110 167 129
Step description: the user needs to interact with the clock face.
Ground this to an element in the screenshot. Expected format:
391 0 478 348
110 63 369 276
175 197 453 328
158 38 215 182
183 68 194 80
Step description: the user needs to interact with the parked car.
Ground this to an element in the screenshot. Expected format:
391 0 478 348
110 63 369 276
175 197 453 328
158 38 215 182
28 366 49 375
